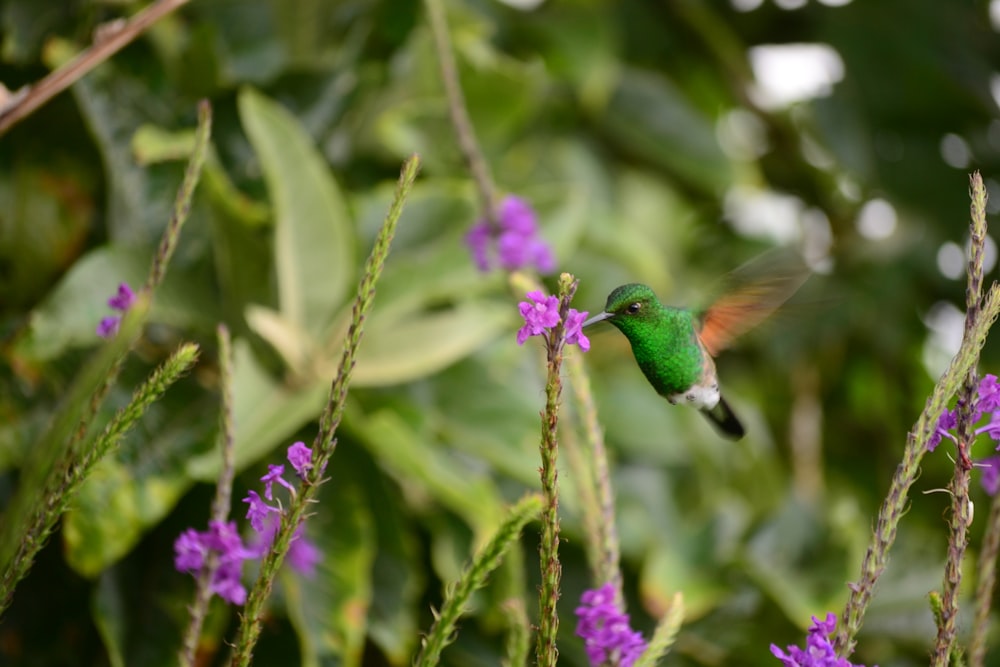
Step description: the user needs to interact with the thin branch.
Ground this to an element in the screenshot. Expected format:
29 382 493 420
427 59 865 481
0 0 190 137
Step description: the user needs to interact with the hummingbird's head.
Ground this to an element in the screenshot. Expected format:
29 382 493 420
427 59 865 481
583 283 661 330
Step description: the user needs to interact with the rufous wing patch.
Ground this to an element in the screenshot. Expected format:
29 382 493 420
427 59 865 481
697 270 808 356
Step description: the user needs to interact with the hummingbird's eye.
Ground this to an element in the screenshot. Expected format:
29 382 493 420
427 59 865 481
626 302 641 314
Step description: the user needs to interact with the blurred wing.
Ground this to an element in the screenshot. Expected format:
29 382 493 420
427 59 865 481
696 258 810 356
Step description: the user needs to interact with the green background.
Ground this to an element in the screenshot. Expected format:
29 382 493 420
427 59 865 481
2 0 1000 665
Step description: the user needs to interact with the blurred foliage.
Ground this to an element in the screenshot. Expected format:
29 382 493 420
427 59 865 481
3 0 1000 665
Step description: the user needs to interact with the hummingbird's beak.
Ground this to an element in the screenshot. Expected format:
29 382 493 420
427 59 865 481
583 312 612 328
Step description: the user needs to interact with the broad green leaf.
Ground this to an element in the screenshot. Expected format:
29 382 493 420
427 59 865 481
14 245 217 362
350 408 505 540
350 302 515 387
238 87 355 335
63 455 192 576
245 304 317 373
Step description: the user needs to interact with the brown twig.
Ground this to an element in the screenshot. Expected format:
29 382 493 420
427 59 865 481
0 0 190 138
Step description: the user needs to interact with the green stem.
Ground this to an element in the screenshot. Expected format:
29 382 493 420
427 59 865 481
566 348 623 602
633 592 685 667
415 494 543 667
180 325 236 667
423 0 498 225
835 173 1000 656
931 172 988 666
535 274 579 667
229 155 420 667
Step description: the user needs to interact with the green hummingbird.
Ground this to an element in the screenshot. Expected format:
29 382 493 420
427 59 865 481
583 260 807 439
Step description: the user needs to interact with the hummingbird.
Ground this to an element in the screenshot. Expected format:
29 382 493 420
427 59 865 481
583 258 807 439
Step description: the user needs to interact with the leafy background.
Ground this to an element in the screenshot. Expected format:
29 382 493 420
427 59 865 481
3 0 1000 665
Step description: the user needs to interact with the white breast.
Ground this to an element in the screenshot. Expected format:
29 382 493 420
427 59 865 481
666 382 720 410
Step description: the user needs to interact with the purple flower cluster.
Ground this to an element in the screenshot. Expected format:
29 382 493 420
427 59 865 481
771 613 872 667
173 442 320 604
96 283 136 339
466 196 556 274
517 291 590 351
928 374 1000 495
575 583 647 667
174 520 253 605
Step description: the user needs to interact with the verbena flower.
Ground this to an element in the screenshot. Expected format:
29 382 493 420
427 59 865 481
107 283 136 311
928 374 1000 494
243 490 279 532
287 441 313 477
249 514 321 577
96 282 136 339
929 374 1000 451
979 455 1000 495
261 464 296 500
516 291 590 350
770 613 872 667
177 444 321 603
575 583 647 667
465 196 556 274
563 308 591 352
243 446 320 572
173 520 253 605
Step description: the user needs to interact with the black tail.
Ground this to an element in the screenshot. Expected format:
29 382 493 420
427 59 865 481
701 396 745 440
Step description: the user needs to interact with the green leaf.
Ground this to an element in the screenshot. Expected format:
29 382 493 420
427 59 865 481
63 455 193 576
350 408 505 539
14 245 217 362
351 302 515 387
238 87 355 335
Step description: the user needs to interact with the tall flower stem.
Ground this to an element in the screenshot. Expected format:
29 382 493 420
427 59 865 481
535 273 579 667
565 349 623 603
179 325 236 667
415 494 542 667
835 172 1000 656
423 0 498 225
229 155 420 667
0 102 210 617
931 172 989 665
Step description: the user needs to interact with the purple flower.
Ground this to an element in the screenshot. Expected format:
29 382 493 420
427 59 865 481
563 308 591 352
287 441 313 478
466 221 492 271
517 291 561 345
575 583 647 667
980 456 1000 496
243 490 279 532
249 514 321 577
96 282 136 339
928 375 1000 495
96 316 121 339
107 283 136 311
771 613 871 667
261 464 295 500
464 196 557 274
173 520 252 605
516 291 590 351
